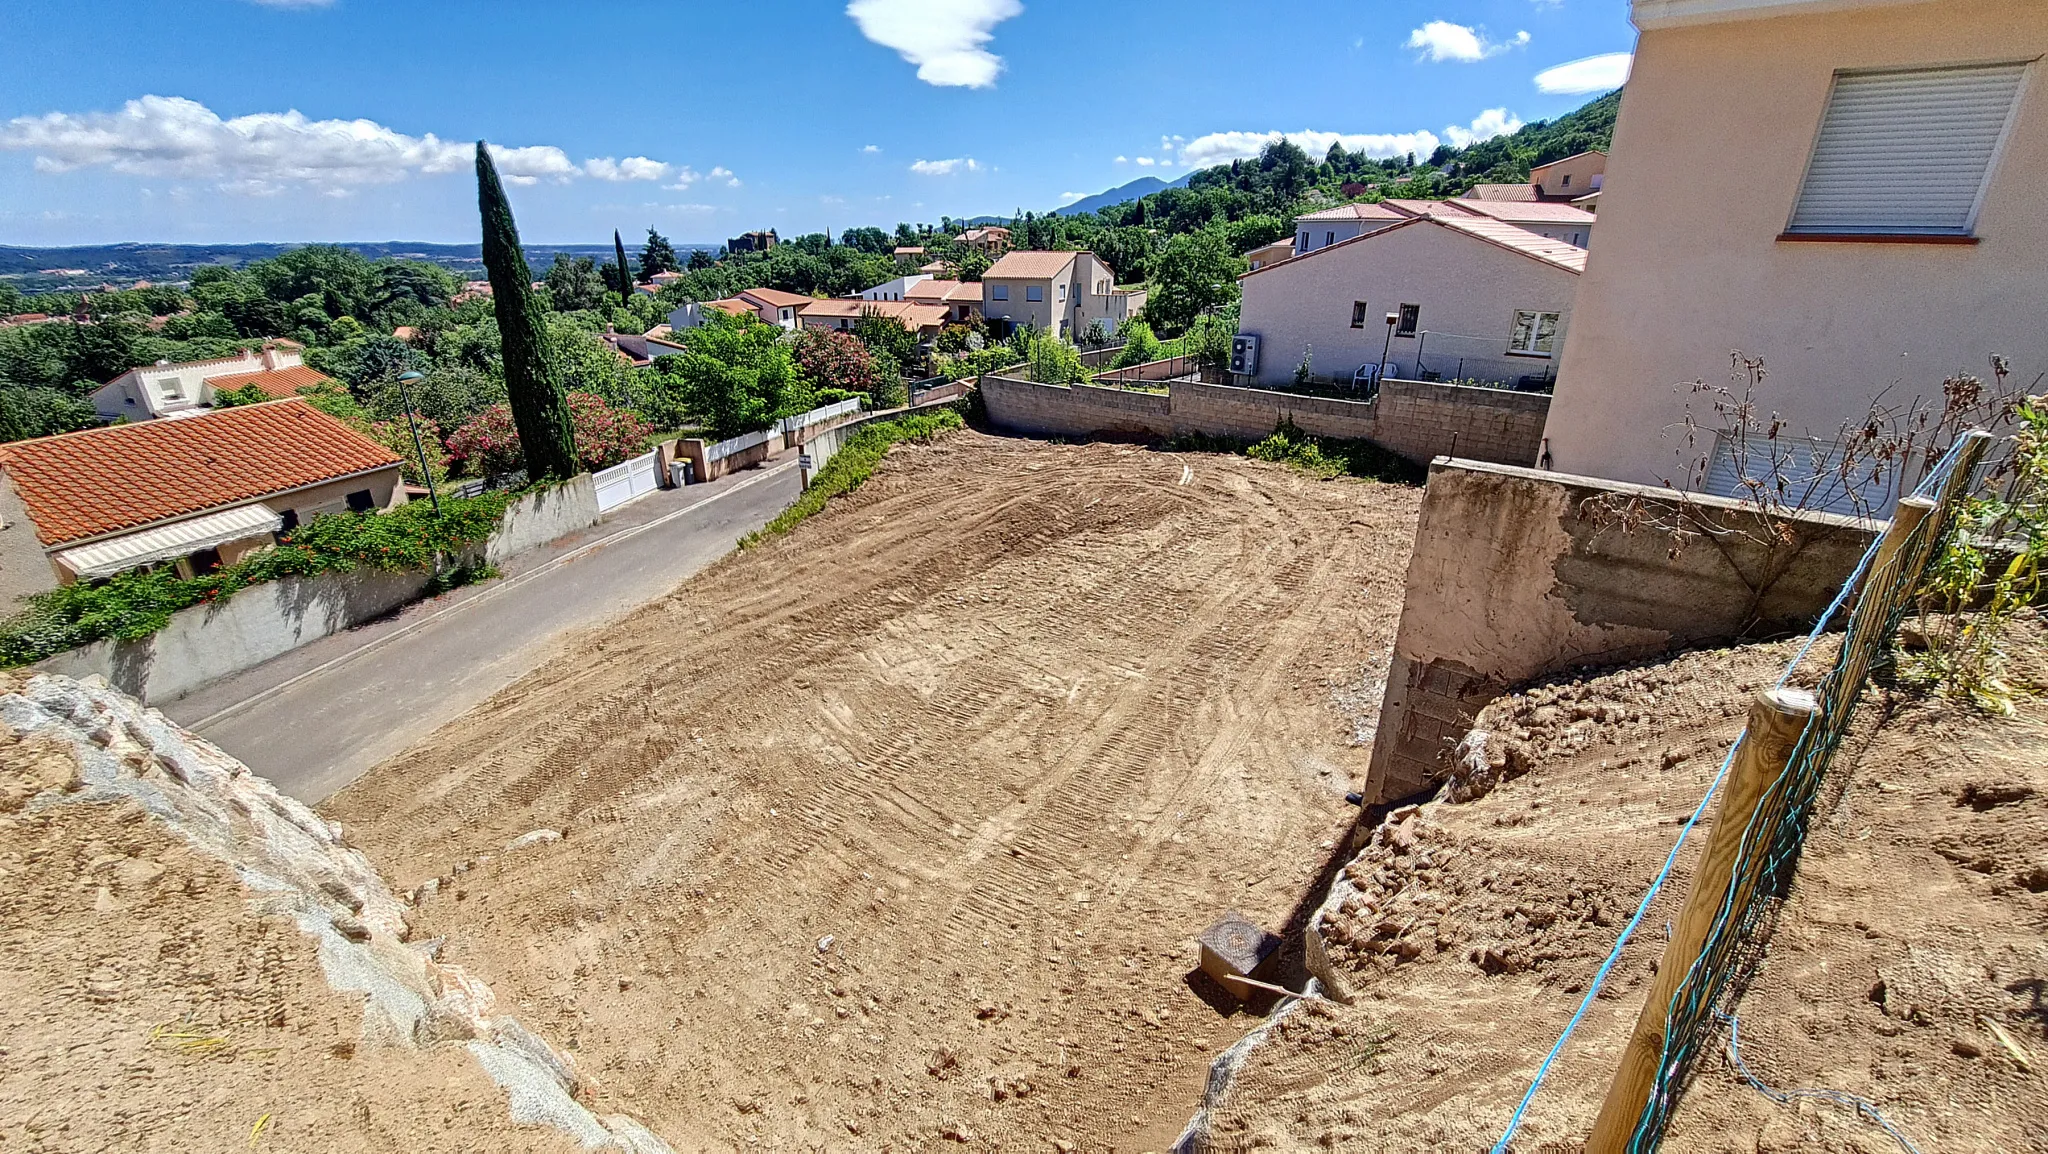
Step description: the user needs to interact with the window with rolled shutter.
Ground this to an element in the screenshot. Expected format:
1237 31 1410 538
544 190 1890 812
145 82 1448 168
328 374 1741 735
1788 62 2029 236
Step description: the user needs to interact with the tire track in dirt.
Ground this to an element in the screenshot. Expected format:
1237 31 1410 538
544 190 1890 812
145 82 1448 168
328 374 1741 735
324 434 1423 1152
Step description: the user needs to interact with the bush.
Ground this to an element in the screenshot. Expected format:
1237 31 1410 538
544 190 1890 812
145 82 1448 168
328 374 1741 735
1026 333 1087 385
793 328 888 398
1109 322 1162 370
0 492 515 666
1173 424 1423 484
742 409 965 546
447 392 652 477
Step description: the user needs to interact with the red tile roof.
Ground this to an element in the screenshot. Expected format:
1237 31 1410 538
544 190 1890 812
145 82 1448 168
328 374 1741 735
1462 183 1540 203
0 399 401 546
985 250 1081 279
1241 213 1587 280
1447 199 1598 225
203 364 334 400
738 287 813 309
1296 201 1408 223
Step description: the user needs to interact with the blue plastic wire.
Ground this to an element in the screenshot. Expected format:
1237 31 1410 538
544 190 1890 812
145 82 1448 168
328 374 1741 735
1722 1012 1925 1154
1486 437 1975 1152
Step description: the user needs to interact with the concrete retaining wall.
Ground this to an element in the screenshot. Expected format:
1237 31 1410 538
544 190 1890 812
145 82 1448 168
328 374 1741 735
979 374 1549 467
484 475 599 566
797 396 965 487
36 480 606 706
1363 459 1879 803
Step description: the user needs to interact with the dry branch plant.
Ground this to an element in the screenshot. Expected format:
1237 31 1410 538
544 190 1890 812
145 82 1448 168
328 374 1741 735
1577 352 2033 633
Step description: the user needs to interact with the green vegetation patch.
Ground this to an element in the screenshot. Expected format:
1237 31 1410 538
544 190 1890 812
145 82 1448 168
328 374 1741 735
0 492 514 667
741 409 966 548
1171 425 1424 485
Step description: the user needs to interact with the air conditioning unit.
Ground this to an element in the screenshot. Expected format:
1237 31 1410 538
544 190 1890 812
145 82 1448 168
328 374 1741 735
1229 334 1261 376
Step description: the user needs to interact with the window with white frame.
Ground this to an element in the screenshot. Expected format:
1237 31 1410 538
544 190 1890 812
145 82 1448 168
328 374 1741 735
1057 283 1065 302
1788 62 2028 237
1300 231 1309 249
1508 310 1560 356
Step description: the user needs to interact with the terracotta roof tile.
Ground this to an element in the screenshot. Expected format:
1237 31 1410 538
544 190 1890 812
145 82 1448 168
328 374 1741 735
985 250 1081 279
1296 201 1407 223
203 364 334 400
1448 199 1598 225
1462 183 1540 203
0 399 401 546
737 287 813 309
1241 213 1587 280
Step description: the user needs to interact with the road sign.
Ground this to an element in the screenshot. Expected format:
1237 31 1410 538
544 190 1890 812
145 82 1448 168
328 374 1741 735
798 455 813 469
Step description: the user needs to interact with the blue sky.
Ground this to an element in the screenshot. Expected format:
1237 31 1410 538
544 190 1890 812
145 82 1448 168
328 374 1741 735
0 0 1636 246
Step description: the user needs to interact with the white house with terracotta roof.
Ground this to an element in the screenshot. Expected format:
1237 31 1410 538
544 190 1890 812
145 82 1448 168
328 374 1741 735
904 279 985 324
0 398 407 600
1293 202 1409 254
861 273 933 302
1244 238 1297 271
89 342 332 422
980 251 1139 341
666 286 810 332
1380 197 1598 248
1236 213 1586 391
797 298 951 338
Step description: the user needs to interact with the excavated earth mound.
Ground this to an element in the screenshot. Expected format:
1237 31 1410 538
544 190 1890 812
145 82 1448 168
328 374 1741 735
0 673 669 1153
1186 618 2048 1153
325 433 1427 1152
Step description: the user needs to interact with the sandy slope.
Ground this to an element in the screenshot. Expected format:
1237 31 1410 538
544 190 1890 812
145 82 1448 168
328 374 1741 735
1191 621 2048 1153
325 433 1424 1151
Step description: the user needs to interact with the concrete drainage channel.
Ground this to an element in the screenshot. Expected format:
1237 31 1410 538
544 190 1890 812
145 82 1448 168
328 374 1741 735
2 673 672 1153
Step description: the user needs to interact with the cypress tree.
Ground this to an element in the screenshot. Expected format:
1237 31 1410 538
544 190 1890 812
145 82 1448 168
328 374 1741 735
613 229 633 306
476 142 579 481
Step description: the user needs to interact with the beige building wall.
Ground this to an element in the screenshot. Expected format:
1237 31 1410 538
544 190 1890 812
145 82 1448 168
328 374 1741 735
1531 152 1605 200
0 477 58 605
1543 0 2048 486
1237 223 1579 389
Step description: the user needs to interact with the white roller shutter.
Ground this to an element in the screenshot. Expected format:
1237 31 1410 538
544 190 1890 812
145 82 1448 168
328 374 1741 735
1788 62 2028 236
1701 433 1897 518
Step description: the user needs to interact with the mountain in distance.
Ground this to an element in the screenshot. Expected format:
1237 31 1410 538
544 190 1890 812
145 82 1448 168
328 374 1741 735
0 240 718 291
1053 172 1194 217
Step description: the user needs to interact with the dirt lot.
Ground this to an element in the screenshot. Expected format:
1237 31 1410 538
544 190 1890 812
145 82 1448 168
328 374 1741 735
0 734 573 1154
1191 620 2048 1152
323 432 1425 1151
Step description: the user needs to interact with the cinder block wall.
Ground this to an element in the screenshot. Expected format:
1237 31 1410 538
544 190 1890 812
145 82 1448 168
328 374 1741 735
1364 459 1879 802
979 374 1549 467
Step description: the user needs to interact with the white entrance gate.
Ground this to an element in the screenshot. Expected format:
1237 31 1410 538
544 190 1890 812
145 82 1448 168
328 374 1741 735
593 451 660 512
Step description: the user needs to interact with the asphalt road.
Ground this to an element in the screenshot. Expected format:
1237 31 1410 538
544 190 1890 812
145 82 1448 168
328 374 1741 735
165 460 802 803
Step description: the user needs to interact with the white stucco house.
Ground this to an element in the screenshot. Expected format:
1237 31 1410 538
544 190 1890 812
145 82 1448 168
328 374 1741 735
1293 202 1409 255
1236 213 1587 391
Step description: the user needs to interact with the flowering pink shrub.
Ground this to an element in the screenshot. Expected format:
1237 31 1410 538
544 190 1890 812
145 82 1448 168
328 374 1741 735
447 393 653 477
792 328 886 397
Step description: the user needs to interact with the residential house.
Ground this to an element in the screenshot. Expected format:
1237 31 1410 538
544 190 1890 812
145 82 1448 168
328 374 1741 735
727 230 778 254
648 270 685 288
956 226 1013 255
1462 183 1541 203
90 342 333 422
892 245 928 265
453 280 494 303
1530 151 1607 201
1294 202 1408 254
668 286 810 332
1235 213 1586 391
980 251 1140 341
904 279 985 324
1244 238 1296 272
600 327 687 368
862 273 933 302
0 399 406 601
1385 198 1597 248
797 298 951 338
1542 0 2047 505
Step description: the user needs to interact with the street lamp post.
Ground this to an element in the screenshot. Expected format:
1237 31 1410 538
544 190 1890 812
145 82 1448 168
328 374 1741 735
394 371 441 518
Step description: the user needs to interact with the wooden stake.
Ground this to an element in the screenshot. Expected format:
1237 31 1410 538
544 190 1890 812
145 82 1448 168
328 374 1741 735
1586 687 1820 1153
1832 496 1934 711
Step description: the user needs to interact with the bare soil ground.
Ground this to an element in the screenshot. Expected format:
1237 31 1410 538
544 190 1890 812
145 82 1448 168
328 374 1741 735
1192 619 2048 1153
0 733 573 1154
323 433 1424 1151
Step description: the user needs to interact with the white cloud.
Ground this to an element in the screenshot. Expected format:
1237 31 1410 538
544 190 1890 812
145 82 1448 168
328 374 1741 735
1405 21 1529 63
1134 156 1156 167
1179 128 1443 169
846 0 1023 89
1442 107 1524 148
582 156 668 182
862 144 881 153
909 157 979 176
1534 51 1632 94
1059 191 1086 202
1113 155 1129 164
0 95 706 196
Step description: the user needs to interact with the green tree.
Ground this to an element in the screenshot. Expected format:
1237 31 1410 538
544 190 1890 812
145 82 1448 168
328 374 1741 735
642 228 679 278
1147 231 1244 335
1109 321 1162 369
477 141 579 481
544 255 609 312
669 311 808 440
852 311 918 380
686 248 715 271
614 230 634 305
